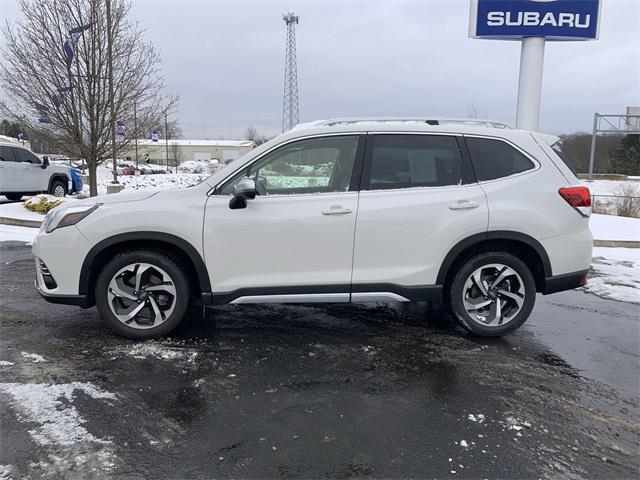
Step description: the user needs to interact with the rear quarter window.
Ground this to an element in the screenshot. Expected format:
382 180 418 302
0 146 16 162
465 137 535 182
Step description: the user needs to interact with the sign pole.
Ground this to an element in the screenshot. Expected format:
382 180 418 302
516 37 545 131
588 113 599 182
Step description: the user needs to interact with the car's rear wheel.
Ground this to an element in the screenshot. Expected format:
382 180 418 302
49 179 67 197
447 252 536 336
4 193 23 201
95 250 191 339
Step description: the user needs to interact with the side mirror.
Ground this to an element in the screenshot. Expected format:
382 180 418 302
229 178 257 210
41 156 50 169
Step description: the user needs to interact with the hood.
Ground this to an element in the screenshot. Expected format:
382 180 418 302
71 189 160 208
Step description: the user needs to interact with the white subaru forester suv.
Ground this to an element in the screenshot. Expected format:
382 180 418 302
32 118 592 339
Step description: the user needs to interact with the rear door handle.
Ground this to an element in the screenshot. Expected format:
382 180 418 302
449 200 479 210
322 206 353 216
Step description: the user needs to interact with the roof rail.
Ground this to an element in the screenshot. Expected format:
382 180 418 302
292 117 511 130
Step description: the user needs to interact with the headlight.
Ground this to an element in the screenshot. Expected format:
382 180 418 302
43 204 100 233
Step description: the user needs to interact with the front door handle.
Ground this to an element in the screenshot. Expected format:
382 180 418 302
449 200 479 210
322 206 353 216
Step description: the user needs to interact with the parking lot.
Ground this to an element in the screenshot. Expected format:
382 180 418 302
1 241 638 479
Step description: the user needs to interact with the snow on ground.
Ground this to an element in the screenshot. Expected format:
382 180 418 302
108 340 199 363
0 225 38 244
83 164 208 196
583 247 640 304
582 179 640 196
0 201 44 221
0 382 115 446
590 214 640 242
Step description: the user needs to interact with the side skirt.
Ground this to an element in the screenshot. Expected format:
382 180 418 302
206 284 443 305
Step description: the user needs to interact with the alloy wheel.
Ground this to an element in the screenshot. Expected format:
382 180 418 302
462 263 525 327
53 184 66 196
107 263 177 329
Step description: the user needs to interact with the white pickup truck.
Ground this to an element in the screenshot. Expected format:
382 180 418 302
0 142 71 201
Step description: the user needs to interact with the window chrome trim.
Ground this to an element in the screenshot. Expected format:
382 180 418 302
208 132 365 196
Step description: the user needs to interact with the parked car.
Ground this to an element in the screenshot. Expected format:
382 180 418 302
0 142 71 201
32 118 592 339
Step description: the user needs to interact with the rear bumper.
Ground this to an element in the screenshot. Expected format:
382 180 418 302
542 270 589 295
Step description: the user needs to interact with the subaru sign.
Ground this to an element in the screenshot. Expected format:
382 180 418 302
469 0 601 41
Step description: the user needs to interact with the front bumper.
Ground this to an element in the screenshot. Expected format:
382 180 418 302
35 280 91 307
32 224 93 299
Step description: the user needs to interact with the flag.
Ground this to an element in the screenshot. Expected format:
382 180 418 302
38 118 51 124
51 95 61 108
116 121 126 137
63 23 92 68
151 130 159 142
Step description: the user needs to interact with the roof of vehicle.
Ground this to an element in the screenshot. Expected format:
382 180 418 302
0 141 30 149
282 117 548 143
134 139 255 147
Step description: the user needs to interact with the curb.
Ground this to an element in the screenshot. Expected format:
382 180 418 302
593 239 640 249
1 216 638 248
0 217 42 228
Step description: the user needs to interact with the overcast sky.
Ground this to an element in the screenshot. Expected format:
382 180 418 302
1 0 638 139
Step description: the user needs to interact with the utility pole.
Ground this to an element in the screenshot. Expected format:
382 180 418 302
165 112 169 172
282 13 300 132
134 101 139 171
106 0 118 183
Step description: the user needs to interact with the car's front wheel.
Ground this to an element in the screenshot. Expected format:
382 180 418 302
447 252 536 337
95 250 191 339
4 193 23 201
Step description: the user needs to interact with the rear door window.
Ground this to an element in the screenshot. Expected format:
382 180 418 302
365 134 465 190
0 146 16 162
465 137 535 182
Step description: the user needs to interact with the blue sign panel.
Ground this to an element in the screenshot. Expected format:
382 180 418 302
470 0 600 41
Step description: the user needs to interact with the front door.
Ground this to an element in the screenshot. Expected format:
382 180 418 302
12 147 48 192
204 134 364 302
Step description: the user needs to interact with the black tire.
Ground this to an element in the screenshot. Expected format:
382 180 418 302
95 249 191 339
4 193 23 201
446 252 536 337
49 179 68 197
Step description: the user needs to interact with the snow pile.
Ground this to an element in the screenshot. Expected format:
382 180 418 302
178 160 222 174
584 247 640 304
21 351 46 363
0 225 38 244
590 214 640 242
0 201 43 221
467 413 485 423
582 179 639 197
0 361 14 367
0 382 115 446
109 340 198 362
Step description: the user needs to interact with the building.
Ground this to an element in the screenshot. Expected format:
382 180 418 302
122 139 256 165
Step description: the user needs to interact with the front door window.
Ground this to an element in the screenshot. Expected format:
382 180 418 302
219 135 360 195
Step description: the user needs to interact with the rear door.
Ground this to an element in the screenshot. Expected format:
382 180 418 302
0 146 20 192
352 133 488 294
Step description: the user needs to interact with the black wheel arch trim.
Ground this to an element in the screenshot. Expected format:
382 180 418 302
436 231 552 285
78 231 211 298
48 174 70 193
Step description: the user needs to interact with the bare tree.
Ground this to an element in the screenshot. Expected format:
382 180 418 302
467 101 487 120
0 0 178 196
245 126 268 146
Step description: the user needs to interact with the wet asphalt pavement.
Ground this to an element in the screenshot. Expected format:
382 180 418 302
1 242 639 479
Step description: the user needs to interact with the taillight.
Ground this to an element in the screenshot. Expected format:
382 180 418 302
558 186 591 217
